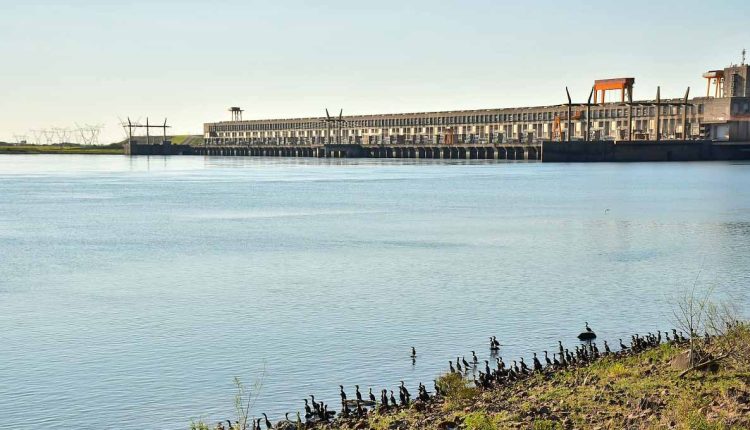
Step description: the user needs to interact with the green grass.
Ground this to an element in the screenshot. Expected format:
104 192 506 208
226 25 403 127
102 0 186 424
169 135 190 145
0 144 122 154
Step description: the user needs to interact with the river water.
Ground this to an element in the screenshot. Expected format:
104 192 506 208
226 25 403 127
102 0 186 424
1 155 749 429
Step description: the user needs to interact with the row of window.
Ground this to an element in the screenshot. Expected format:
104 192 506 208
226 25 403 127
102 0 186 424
210 105 702 133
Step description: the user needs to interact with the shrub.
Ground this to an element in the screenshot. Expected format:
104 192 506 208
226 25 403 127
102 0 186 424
436 373 477 401
463 411 495 430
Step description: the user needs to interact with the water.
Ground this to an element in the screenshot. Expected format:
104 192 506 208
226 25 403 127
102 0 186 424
1 155 749 429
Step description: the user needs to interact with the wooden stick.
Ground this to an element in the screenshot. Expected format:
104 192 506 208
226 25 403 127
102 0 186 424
678 352 731 378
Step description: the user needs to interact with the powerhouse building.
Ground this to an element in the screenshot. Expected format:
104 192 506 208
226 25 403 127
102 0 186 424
204 64 750 145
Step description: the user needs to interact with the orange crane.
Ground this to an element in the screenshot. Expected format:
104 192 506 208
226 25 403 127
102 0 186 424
552 115 562 141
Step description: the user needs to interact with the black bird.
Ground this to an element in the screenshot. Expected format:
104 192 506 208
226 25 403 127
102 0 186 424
456 357 463 372
369 387 376 403
490 336 501 351
400 381 411 400
262 413 272 429
520 358 530 374
578 322 597 340
619 338 629 351
472 350 478 364
533 353 543 372
339 385 346 402
389 390 397 407
449 360 456 373
558 341 564 357
604 340 611 354
411 346 417 358
434 379 442 397
303 399 312 418
484 360 491 376
355 385 362 402
462 356 471 369
544 351 552 367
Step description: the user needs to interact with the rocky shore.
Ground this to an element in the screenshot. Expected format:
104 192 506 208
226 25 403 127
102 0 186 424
323 324 750 430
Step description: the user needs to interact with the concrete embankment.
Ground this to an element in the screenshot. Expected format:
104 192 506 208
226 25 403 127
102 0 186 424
540 140 750 162
125 139 750 161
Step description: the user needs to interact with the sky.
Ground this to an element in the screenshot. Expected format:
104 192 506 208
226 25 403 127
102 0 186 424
0 0 748 144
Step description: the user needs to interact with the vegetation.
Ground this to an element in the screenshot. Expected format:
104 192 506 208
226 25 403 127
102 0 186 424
0 143 123 154
331 324 750 430
191 366 266 430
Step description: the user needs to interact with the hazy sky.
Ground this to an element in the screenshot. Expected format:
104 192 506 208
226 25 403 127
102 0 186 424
1 0 748 144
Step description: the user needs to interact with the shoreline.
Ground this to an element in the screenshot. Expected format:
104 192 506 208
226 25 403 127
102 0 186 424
330 326 750 430
0 145 122 155
194 324 750 430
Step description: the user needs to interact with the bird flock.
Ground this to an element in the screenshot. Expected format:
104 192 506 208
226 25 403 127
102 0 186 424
212 325 695 430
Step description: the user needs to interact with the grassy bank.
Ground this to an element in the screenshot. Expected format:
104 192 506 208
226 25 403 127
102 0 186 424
333 325 750 430
0 144 123 154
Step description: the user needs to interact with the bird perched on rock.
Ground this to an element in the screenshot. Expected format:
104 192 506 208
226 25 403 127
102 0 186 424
578 322 597 341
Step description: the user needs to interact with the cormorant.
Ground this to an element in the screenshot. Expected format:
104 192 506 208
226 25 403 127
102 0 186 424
532 353 543 372
578 322 597 340
400 380 410 400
